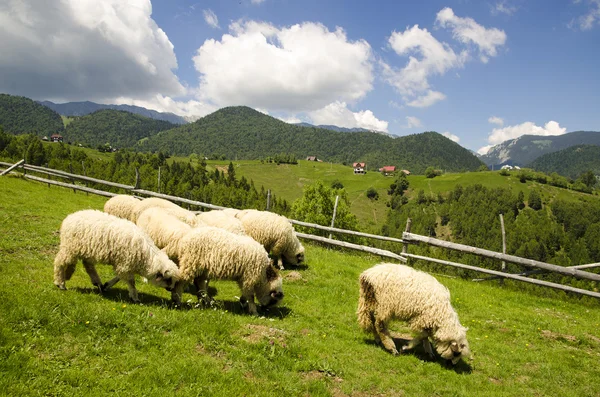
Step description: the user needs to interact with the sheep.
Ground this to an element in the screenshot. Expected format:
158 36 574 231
103 194 141 222
131 197 197 225
170 226 284 315
53 209 180 303
357 263 470 365
136 207 194 260
195 210 246 235
232 209 305 269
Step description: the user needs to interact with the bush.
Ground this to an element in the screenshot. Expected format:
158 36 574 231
331 179 344 189
366 187 379 200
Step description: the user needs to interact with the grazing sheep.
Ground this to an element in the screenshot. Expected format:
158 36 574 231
136 207 193 260
233 209 305 269
357 263 470 364
195 210 246 235
103 194 140 222
170 226 284 315
131 197 197 225
53 210 180 302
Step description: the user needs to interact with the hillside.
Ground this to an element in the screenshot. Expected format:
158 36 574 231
39 100 188 125
528 144 600 179
0 93 64 136
141 106 484 174
294 122 390 135
1 175 599 396
479 131 600 167
64 109 177 148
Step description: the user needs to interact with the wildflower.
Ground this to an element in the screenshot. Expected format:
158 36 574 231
85 321 90 324
122 304 127 308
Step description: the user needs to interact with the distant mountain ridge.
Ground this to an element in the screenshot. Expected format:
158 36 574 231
479 131 600 167
139 106 484 174
294 122 390 135
528 145 600 179
38 100 188 125
0 93 64 136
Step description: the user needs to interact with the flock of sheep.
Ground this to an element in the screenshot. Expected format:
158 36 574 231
52 194 470 365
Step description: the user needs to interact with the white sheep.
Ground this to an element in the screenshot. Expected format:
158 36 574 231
195 210 246 235
136 207 193 260
170 226 284 315
103 194 140 221
53 209 180 302
357 263 470 364
232 209 305 269
131 197 197 225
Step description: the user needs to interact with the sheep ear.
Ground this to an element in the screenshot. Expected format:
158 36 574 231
266 264 278 281
451 342 458 347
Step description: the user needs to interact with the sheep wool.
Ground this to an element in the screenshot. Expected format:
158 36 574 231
103 195 140 222
171 226 284 315
131 197 196 225
53 209 180 302
234 209 305 269
136 207 193 260
195 210 246 235
357 263 470 364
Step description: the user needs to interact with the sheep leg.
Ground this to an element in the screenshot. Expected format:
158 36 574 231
402 331 429 353
238 282 257 315
123 274 140 303
82 260 104 293
171 280 187 305
194 273 212 305
102 276 121 291
375 319 398 355
53 249 76 289
422 338 435 358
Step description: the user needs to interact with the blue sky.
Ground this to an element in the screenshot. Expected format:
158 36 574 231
1 0 599 153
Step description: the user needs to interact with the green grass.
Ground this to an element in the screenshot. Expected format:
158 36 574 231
61 115 75 128
1 175 600 396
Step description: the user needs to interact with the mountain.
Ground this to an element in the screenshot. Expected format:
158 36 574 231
64 109 177 148
295 122 390 135
38 100 188 125
0 93 64 136
139 106 484 174
479 131 600 168
528 144 600 179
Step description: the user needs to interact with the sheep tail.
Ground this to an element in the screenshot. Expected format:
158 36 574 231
357 275 377 333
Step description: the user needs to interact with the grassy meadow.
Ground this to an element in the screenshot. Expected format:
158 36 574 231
1 175 600 396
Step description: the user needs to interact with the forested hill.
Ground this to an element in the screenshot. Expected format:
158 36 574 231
64 110 176 149
140 106 484 173
0 93 64 136
529 144 600 179
38 100 188 125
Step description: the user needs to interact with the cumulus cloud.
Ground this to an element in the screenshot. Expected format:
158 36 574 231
383 8 505 107
478 120 567 154
404 116 422 128
436 7 507 63
278 115 302 124
488 116 504 126
251 0 266 4
491 1 517 16
442 131 460 143
193 20 374 112
569 0 600 30
0 0 185 102
114 94 218 121
203 9 219 29
309 101 389 132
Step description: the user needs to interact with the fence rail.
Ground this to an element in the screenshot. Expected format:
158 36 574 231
2 159 599 300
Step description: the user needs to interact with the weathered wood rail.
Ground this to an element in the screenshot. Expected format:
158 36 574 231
2 159 599 300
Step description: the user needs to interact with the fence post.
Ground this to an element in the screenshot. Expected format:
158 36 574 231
266 189 271 211
135 168 140 189
329 195 340 239
158 166 161 194
499 213 506 285
69 162 76 194
402 218 412 255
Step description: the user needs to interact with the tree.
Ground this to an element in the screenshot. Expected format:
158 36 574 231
478 164 489 172
331 179 344 189
366 187 379 200
528 190 542 210
425 166 437 178
517 191 525 210
579 170 597 189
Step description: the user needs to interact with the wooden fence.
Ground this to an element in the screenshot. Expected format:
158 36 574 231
2 159 599 300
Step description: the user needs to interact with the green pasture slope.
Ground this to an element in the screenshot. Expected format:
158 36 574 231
1 175 599 396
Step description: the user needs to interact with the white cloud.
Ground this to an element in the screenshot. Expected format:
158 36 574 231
436 7 507 63
488 116 504 126
251 0 266 4
203 9 219 29
278 115 302 124
569 0 600 30
405 116 422 128
491 1 517 16
477 145 494 155
478 120 567 153
309 101 389 132
0 0 185 102
407 90 446 107
193 20 374 112
114 94 218 121
442 131 460 143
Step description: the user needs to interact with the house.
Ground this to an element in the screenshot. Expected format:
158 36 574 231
379 165 396 176
401 169 411 175
353 162 366 174
501 165 513 170
306 156 318 161
50 134 63 143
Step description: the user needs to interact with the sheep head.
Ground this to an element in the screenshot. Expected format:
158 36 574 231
434 328 470 365
256 264 284 307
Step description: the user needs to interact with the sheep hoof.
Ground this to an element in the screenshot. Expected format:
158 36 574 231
55 283 66 290
94 283 105 293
